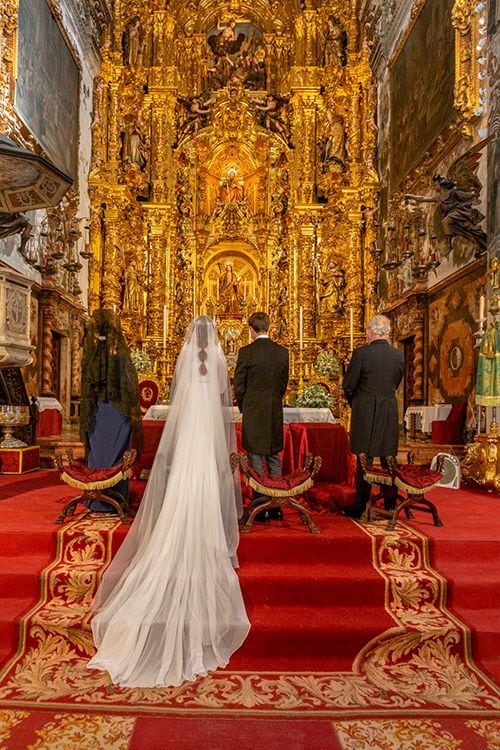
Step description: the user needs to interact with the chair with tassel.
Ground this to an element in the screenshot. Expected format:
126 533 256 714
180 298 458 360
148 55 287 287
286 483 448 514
53 448 136 524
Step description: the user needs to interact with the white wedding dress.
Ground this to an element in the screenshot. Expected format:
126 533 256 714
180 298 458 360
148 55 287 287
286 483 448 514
88 317 250 687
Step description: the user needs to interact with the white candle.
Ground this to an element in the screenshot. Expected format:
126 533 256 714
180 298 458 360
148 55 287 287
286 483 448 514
299 305 303 351
479 294 485 322
349 307 354 352
162 305 167 349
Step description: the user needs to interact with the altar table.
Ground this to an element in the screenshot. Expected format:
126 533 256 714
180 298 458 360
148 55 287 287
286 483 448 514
134 420 354 513
35 397 63 437
404 404 452 434
144 405 335 423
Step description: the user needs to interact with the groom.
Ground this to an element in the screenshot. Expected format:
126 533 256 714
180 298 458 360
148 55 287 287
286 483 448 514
234 311 289 520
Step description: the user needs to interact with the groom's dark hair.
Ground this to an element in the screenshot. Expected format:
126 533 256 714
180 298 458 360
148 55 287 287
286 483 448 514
249 311 270 333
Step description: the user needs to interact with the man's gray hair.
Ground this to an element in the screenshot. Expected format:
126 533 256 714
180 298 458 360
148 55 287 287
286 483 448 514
367 314 391 337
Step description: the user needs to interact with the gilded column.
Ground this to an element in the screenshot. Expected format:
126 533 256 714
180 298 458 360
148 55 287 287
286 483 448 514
41 302 54 396
101 204 123 309
145 208 166 340
412 316 425 403
346 206 364 345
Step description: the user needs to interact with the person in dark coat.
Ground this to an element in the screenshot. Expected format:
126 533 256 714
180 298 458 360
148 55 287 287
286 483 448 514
342 314 404 519
234 311 289 520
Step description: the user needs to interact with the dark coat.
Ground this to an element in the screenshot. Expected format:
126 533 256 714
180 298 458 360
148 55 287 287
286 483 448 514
234 337 289 454
342 339 404 457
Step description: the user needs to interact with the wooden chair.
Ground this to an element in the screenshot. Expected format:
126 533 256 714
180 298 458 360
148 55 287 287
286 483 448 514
360 453 444 531
231 452 322 534
53 448 136 525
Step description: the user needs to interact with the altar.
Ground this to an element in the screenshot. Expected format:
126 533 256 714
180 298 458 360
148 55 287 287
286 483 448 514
404 404 452 435
144 405 335 423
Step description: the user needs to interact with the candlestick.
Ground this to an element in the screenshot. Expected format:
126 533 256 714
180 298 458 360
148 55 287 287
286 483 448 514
299 306 303 351
349 307 354 352
162 305 167 349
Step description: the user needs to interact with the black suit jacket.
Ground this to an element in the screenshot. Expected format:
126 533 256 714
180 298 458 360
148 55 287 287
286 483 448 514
234 337 289 454
343 339 404 456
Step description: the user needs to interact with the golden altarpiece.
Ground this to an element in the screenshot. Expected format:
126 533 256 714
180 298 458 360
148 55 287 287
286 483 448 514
88 0 379 401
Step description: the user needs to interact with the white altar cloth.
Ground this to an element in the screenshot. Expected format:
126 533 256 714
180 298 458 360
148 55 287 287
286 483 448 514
144 405 335 423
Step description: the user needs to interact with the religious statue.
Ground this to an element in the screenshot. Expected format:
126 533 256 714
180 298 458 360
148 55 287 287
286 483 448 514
122 121 147 169
255 95 290 144
322 16 346 67
320 115 347 172
319 261 347 314
123 259 145 314
0 212 32 258
404 137 491 256
123 17 144 67
219 169 245 204
177 96 214 144
218 261 240 315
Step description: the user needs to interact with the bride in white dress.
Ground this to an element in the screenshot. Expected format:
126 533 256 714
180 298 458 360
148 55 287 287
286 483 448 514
88 316 250 687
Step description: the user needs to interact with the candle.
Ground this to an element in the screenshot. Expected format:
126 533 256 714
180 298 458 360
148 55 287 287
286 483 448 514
349 307 354 352
162 304 167 349
479 294 485 322
216 279 219 301
244 278 247 299
299 305 303 351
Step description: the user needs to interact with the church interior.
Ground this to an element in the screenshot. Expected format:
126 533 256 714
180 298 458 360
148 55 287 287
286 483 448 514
0 0 499 747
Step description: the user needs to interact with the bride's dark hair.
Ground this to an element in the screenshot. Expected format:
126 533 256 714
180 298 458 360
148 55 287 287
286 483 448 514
195 316 213 376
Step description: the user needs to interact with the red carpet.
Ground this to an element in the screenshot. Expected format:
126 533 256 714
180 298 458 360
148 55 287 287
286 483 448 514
0 470 499 748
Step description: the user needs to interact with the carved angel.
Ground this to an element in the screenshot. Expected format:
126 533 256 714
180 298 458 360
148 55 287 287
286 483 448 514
404 137 491 256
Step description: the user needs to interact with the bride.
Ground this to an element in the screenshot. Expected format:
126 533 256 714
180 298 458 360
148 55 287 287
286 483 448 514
88 316 250 687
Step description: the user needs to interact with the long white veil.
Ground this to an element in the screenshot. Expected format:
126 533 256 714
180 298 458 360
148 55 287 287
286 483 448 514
92 314 242 607
88 316 249 687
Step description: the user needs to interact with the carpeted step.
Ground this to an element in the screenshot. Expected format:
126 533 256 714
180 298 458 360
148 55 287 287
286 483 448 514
0 554 53 599
0 597 34 667
239 562 385 607
229 603 391 671
237 521 366 565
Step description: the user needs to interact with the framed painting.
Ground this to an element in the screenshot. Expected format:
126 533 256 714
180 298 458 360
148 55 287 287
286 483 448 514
389 0 456 192
15 0 79 178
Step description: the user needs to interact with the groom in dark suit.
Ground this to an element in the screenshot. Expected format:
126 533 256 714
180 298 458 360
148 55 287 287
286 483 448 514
234 311 289 520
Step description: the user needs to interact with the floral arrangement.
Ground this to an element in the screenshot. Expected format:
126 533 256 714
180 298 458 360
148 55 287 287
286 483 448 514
295 383 333 409
130 348 152 373
314 350 341 379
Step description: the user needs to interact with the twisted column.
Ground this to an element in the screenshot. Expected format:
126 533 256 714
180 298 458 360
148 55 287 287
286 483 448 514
41 303 54 396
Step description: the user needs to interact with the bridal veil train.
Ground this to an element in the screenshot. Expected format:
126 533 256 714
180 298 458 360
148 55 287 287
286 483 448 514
88 316 250 687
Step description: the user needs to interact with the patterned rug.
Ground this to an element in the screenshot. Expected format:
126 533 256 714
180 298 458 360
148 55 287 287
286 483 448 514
0 514 499 718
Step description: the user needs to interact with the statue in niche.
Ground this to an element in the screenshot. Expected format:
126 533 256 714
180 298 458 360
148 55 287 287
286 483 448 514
319 260 347 314
123 258 145 314
320 115 346 172
176 96 214 144
122 121 147 170
404 137 491 257
218 261 240 315
322 16 347 67
219 169 244 205
123 17 144 67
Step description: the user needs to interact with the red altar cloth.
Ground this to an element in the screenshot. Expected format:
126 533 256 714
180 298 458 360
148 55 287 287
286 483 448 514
134 420 355 513
36 410 63 438
289 422 356 512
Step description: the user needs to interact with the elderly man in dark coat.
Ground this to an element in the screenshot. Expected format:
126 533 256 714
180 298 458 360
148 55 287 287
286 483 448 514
234 311 289 520
343 314 404 519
